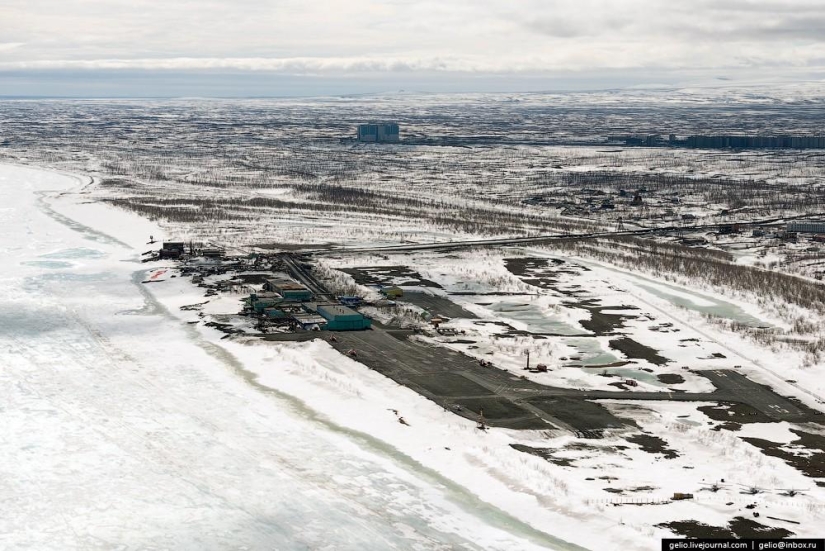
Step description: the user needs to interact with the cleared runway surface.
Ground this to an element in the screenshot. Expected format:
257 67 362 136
286 255 825 434
397 291 479 320
326 327 823 432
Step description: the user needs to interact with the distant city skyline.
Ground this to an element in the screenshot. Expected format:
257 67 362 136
2 0 825 97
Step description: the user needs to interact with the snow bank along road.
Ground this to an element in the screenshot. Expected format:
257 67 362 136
0 163 577 550
300 214 825 256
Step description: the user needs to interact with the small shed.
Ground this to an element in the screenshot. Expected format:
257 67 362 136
317 304 371 331
338 296 363 307
381 286 403 299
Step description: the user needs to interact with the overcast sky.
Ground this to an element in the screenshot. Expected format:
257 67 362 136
1 0 824 96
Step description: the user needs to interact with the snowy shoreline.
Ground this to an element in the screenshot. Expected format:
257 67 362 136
4 162 586 550
43 166 609 548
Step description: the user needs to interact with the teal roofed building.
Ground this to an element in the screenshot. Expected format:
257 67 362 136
316 304 371 331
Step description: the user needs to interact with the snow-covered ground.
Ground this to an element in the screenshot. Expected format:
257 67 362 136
319 246 825 403
138 257 825 546
0 164 573 550
7 162 825 550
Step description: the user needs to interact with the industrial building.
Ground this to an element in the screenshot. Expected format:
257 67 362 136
159 241 186 259
316 304 372 331
687 135 825 149
263 277 313 301
357 123 400 143
787 222 825 234
609 134 825 150
249 292 282 314
293 313 328 330
263 308 290 320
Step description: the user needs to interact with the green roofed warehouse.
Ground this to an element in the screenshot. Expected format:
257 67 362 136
316 304 371 331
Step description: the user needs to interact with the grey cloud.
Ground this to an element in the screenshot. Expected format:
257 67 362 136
523 18 590 38
659 15 825 43
1 0 825 88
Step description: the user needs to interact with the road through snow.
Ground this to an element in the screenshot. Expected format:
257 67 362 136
0 164 575 550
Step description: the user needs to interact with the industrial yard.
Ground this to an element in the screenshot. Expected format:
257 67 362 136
130 231 825 544
149 243 825 434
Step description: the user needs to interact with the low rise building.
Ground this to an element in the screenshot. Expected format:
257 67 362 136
788 221 825 234
249 292 282 314
263 278 313 301
357 123 400 143
159 241 186 259
316 304 371 331
293 313 328 330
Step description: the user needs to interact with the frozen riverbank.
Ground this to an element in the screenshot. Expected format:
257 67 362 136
1 163 578 550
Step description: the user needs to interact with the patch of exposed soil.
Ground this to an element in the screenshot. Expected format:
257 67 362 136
254 242 334 251
504 257 582 289
204 321 245 335
658 517 793 539
234 273 272 285
509 444 575 467
609 337 670 365
561 298 640 335
627 433 680 459
627 485 657 493
511 441 630 467
657 373 685 384
582 361 634 369
566 442 629 452
698 402 772 431
341 266 442 288
581 309 629 334
742 429 825 479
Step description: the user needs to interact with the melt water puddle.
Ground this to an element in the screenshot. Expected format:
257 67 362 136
600 367 666 386
39 247 107 260
633 282 770 328
486 301 582 335
562 337 620 366
21 260 73 269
